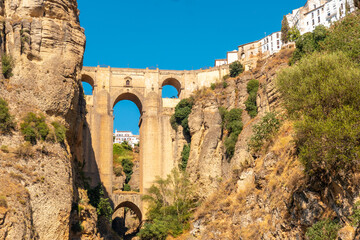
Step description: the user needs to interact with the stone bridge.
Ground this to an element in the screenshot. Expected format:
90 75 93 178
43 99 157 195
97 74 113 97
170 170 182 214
81 65 229 217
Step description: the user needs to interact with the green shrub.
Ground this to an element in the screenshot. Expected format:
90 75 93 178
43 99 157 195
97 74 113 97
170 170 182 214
123 183 131 191
321 13 360 63
170 115 178 130
113 166 122 177
245 79 259 118
287 26 300 42
248 112 280 153
179 144 190 171
350 201 360 227
220 108 243 159
229 61 244 77
223 74 230 81
210 83 216 90
87 184 113 222
172 98 194 137
139 169 197 239
51 121 67 143
277 51 360 177
306 219 341 240
20 112 49 145
0 145 9 153
222 81 228 88
0 98 15 134
121 158 134 185
2 54 13 79
289 25 328 65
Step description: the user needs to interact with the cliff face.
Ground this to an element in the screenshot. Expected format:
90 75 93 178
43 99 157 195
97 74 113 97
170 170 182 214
0 0 88 239
174 48 360 239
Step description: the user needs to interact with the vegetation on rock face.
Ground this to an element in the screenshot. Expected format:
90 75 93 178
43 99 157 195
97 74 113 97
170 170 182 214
219 107 243 158
171 98 194 137
2 54 13 79
229 61 244 78
306 219 341 240
51 121 67 143
179 143 190 171
277 52 360 176
248 112 280 153
20 112 49 145
113 142 134 191
287 26 301 42
87 184 113 222
281 15 289 43
139 169 197 239
0 98 15 134
289 25 328 65
245 79 259 118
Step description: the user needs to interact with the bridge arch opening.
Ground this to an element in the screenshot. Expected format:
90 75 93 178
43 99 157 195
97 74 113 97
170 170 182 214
161 78 181 98
112 92 142 192
112 201 142 238
81 74 94 95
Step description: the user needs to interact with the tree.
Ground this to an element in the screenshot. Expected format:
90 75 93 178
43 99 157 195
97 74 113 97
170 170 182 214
229 61 244 77
281 15 290 43
288 26 300 42
0 98 15 134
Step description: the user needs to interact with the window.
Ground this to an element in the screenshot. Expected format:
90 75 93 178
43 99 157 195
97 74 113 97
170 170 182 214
312 12 314 18
317 10 320 15
277 40 279 45
307 21 309 25
318 16 320 23
276 33 279 38
312 19 315 25
126 80 130 86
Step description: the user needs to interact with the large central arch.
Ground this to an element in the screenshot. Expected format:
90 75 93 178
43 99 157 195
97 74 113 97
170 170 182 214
112 91 144 114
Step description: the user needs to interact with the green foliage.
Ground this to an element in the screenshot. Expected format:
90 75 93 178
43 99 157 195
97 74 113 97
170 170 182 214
350 201 360 227
2 54 13 79
87 184 113 222
281 15 290 43
321 13 360 63
248 112 280 153
229 61 244 77
20 112 49 145
210 83 216 90
222 81 228 88
121 158 134 186
306 219 341 240
277 51 360 177
287 26 300 42
220 108 243 159
290 25 328 65
139 169 197 239
113 143 133 164
123 183 131 191
51 121 67 143
223 74 230 81
172 98 194 137
0 98 15 134
170 115 178 131
179 144 190 171
245 79 259 118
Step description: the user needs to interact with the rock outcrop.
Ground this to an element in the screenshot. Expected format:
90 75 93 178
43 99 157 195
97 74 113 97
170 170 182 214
0 0 88 239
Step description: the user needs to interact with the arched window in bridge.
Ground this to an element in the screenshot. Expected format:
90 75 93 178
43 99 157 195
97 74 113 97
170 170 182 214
161 78 181 98
126 80 130 86
125 77 132 87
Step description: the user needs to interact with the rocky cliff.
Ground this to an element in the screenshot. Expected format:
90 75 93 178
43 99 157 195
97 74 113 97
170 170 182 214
174 47 360 239
0 0 94 239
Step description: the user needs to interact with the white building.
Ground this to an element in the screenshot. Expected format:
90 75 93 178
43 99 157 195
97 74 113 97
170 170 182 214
214 59 227 67
227 50 239 65
113 130 139 148
260 31 283 55
287 0 356 35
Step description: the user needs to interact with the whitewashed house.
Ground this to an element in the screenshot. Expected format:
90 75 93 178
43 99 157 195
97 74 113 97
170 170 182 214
113 130 139 148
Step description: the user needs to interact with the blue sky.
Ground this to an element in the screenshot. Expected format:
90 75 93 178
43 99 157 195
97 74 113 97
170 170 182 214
79 0 306 134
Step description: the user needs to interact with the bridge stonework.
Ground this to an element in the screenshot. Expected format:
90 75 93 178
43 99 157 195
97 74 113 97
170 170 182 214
82 65 229 214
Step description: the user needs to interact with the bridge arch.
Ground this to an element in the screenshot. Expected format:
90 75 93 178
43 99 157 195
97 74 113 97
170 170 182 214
112 90 144 114
113 201 143 223
81 74 95 88
161 78 182 98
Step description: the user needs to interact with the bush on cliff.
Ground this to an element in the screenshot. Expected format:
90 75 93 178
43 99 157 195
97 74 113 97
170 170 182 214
277 51 360 177
2 54 13 79
306 219 341 240
229 61 244 77
245 79 259 118
219 108 243 159
0 98 15 134
139 169 197 239
179 143 190 171
171 97 194 137
51 121 67 143
20 112 49 145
